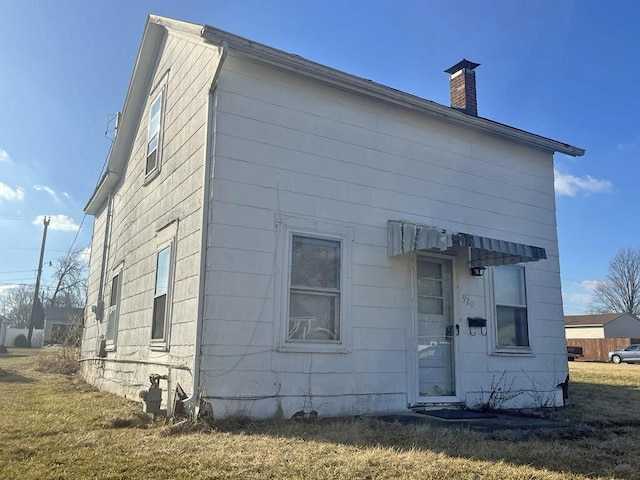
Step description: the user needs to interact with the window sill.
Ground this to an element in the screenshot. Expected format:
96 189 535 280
490 349 534 357
277 343 351 354
149 340 169 352
104 344 116 353
143 168 161 186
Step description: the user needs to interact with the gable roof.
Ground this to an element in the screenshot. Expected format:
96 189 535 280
86 14 585 215
564 313 640 327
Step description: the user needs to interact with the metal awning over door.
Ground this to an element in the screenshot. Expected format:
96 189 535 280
387 220 546 268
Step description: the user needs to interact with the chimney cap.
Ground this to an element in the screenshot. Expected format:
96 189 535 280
444 59 480 75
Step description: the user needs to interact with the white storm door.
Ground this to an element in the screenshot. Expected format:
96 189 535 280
416 256 455 400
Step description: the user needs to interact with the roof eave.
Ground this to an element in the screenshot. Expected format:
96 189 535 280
201 24 585 158
85 17 167 215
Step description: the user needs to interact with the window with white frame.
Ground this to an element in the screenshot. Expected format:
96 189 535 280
105 273 121 346
146 91 163 176
493 265 529 348
288 235 341 343
151 244 172 342
275 216 352 352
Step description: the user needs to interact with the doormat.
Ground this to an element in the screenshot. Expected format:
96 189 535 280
415 409 496 419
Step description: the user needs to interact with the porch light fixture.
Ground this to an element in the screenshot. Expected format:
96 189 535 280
470 266 486 277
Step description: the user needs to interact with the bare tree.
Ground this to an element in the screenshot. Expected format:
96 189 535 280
590 247 640 316
3 285 35 327
48 247 88 308
0 247 88 328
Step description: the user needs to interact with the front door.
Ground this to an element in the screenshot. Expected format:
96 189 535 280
416 256 455 400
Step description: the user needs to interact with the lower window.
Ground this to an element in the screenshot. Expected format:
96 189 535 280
105 273 120 346
493 265 529 348
287 235 341 343
151 245 172 341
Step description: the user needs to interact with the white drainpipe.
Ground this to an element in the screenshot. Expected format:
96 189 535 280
187 40 228 416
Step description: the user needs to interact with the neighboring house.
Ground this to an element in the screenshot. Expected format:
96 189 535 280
564 313 640 339
80 15 585 418
44 306 84 344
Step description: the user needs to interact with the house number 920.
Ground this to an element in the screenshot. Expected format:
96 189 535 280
462 295 474 308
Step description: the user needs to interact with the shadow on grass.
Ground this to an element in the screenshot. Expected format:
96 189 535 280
203 381 640 479
567 379 640 427
0 368 34 383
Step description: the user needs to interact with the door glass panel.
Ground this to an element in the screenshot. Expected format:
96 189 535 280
417 297 443 315
417 278 442 297
417 258 454 397
418 260 442 279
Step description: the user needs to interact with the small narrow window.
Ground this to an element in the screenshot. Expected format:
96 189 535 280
287 235 341 343
151 245 171 340
494 265 529 348
146 92 163 176
105 273 120 345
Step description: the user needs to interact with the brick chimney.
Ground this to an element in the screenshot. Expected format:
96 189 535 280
445 59 480 116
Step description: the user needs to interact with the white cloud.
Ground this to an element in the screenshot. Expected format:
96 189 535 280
554 168 612 197
0 148 10 162
0 181 25 201
32 214 80 232
0 284 20 295
562 279 599 314
33 184 69 203
564 280 598 305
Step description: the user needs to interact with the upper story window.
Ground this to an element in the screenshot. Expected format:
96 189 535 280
146 91 163 177
493 265 529 348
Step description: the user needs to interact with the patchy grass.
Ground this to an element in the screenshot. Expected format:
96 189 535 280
1 350 639 479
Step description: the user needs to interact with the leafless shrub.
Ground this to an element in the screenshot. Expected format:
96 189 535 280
479 371 523 412
35 323 83 375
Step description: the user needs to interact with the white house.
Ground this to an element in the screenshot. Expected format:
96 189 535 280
80 15 585 418
565 313 640 339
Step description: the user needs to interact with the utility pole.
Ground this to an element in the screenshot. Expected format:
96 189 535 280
28 216 50 346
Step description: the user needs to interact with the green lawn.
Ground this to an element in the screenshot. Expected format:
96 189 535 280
1 349 639 479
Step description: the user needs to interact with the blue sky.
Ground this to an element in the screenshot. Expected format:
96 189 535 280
0 0 635 315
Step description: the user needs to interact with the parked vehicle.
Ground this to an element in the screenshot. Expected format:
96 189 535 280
608 344 640 364
567 345 583 361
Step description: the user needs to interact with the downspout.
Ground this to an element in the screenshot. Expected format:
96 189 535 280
187 40 228 416
95 193 114 323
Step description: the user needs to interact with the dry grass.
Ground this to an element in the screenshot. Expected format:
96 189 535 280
1 350 639 479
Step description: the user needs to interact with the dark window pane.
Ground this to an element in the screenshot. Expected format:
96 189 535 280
417 260 442 279
288 292 340 342
152 294 167 340
109 275 119 307
146 148 158 174
290 236 340 289
496 306 529 347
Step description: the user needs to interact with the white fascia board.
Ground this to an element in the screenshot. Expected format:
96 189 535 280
200 24 585 158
